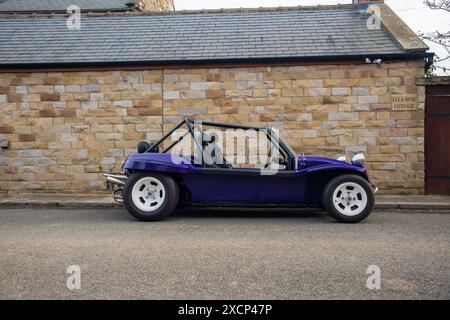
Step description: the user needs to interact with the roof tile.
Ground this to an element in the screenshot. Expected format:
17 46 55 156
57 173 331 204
0 7 406 66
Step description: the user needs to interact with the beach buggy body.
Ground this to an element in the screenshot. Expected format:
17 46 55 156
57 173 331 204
105 118 377 223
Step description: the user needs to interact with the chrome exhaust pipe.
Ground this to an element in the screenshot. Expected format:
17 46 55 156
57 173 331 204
103 173 127 181
104 173 127 203
106 176 125 186
112 189 124 203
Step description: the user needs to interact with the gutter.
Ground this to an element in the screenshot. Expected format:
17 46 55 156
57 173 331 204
0 52 435 71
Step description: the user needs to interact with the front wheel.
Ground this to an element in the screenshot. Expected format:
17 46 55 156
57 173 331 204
123 172 179 221
323 175 375 223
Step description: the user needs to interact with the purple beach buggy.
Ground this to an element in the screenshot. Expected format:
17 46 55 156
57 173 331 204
105 118 377 223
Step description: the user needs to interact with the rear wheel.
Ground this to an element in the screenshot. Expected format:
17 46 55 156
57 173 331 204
323 175 374 223
123 172 179 221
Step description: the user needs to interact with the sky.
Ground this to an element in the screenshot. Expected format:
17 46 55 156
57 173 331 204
174 0 450 74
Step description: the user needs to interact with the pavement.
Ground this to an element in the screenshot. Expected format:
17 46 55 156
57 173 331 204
0 207 449 300
1 193 450 211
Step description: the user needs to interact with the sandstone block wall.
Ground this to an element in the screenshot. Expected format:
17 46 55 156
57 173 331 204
0 60 425 194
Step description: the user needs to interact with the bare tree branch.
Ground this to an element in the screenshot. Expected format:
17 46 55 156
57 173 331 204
424 0 450 12
422 0 450 75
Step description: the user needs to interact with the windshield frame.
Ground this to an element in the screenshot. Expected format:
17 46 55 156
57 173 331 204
268 127 298 170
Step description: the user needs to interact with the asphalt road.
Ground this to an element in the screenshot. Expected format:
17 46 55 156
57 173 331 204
0 207 449 300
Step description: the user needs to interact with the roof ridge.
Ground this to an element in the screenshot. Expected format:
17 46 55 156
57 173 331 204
0 4 356 18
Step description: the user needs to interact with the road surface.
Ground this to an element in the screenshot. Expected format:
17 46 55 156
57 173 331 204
0 207 448 299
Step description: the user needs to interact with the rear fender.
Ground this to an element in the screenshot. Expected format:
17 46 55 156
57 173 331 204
124 153 201 174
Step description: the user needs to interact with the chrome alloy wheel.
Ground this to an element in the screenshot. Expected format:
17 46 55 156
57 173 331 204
131 177 166 212
332 182 368 217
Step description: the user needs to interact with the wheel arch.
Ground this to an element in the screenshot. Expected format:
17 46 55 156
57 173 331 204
304 168 369 203
126 169 190 205
122 170 180 221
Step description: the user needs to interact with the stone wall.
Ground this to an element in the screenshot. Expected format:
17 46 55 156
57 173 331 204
0 60 425 194
0 70 163 192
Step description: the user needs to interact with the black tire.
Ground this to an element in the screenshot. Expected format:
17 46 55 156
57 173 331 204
323 175 375 223
123 172 179 222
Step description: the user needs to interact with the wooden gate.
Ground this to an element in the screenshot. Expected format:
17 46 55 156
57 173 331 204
425 85 450 195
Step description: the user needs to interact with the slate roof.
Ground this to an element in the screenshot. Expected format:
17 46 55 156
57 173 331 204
0 6 424 67
0 0 131 12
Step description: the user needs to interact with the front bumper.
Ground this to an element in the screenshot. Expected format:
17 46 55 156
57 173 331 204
371 182 379 194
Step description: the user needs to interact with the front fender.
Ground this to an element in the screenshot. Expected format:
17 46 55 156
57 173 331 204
302 165 370 203
305 164 369 179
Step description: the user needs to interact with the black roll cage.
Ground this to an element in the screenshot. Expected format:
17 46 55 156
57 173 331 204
146 118 297 170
